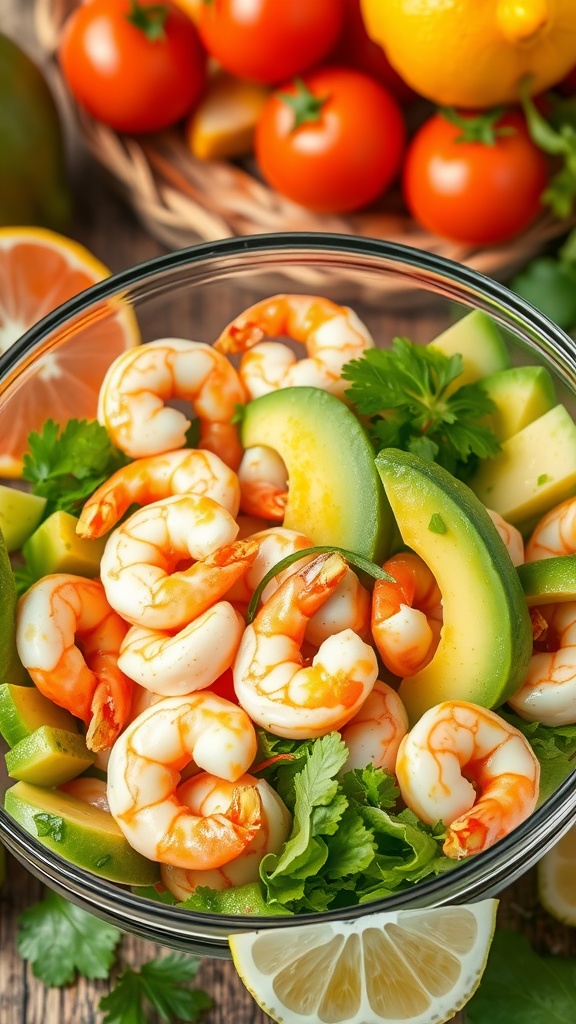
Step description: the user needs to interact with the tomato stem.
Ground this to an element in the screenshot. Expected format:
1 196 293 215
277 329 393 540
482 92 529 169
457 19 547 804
278 77 329 131
440 106 516 145
126 0 168 41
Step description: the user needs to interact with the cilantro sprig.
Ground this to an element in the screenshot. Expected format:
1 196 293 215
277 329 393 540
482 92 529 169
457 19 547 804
16 889 212 1023
22 418 129 518
342 337 500 479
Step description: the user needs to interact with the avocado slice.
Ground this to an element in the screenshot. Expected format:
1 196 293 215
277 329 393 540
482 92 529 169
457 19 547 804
240 386 393 561
5 780 159 885
375 449 533 724
0 485 46 553
22 510 106 581
469 404 576 526
0 683 78 747
428 309 510 388
5 726 94 786
479 365 556 442
517 555 576 606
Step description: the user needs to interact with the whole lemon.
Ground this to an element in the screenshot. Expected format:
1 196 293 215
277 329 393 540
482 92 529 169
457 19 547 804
360 0 576 108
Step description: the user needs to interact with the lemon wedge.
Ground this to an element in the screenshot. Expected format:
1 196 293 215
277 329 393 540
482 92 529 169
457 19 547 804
229 899 498 1024
537 824 576 925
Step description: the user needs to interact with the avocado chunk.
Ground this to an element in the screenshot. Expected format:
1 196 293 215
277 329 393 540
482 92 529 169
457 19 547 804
22 510 106 581
5 780 159 885
428 309 510 388
240 386 393 561
5 725 94 786
0 683 78 747
479 365 556 442
469 404 576 526
517 555 576 606
0 486 46 552
375 449 533 724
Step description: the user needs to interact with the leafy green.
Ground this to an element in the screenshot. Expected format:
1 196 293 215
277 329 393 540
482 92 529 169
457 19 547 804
510 255 576 332
499 709 576 802
21 418 128 517
342 338 500 479
522 86 576 220
464 929 576 1024
17 889 121 986
254 731 452 913
179 882 292 917
99 953 213 1024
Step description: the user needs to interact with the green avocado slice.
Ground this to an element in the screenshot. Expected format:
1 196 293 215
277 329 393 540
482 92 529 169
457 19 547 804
240 386 393 562
517 555 576 606
375 448 533 724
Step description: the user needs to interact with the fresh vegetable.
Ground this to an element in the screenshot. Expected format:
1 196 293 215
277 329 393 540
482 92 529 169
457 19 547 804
479 366 557 443
17 888 212 1022
375 449 533 724
58 0 207 134
0 683 78 748
240 386 393 561
341 334 501 479
196 0 344 86
510 255 576 332
402 107 550 246
255 67 406 214
0 487 46 553
427 310 510 387
0 33 71 230
360 0 576 108
464 928 576 1024
99 953 213 1024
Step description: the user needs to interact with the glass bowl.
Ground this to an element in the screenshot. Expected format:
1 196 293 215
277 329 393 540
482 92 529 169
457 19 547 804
1 232 576 959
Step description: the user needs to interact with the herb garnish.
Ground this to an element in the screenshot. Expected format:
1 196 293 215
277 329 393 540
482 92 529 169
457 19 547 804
342 337 500 479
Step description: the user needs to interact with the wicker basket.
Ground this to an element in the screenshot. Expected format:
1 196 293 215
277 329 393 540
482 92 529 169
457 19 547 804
36 0 575 306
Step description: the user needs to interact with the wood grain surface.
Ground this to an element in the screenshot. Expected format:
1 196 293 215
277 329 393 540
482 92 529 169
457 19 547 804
2 4 576 1023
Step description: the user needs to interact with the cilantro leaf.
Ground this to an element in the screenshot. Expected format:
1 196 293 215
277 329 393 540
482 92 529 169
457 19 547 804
464 929 576 1024
99 953 213 1024
17 889 121 986
22 418 129 517
342 338 500 479
179 882 292 917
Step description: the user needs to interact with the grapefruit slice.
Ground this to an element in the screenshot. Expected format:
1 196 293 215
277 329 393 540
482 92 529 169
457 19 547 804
0 227 139 477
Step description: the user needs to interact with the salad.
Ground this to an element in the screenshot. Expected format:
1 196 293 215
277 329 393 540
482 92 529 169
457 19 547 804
2 291 576 919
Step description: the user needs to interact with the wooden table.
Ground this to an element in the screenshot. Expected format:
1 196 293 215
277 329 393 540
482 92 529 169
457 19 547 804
2 4 576 1023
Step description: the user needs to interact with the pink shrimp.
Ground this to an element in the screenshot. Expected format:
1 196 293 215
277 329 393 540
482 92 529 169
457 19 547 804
16 574 133 752
340 680 409 774
525 496 576 561
371 551 443 677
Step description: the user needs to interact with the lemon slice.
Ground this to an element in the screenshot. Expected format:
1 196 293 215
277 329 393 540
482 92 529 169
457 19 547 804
229 899 498 1024
537 824 576 925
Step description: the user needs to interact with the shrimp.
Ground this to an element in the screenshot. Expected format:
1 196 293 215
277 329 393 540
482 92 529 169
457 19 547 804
97 338 246 469
59 776 110 811
16 575 133 753
106 692 261 869
160 772 291 899
117 602 246 696
214 293 374 399
371 552 443 678
76 448 241 540
486 508 524 566
396 700 540 859
225 526 314 609
237 445 288 521
525 496 576 561
233 551 379 739
99 493 257 629
340 680 409 774
507 601 576 725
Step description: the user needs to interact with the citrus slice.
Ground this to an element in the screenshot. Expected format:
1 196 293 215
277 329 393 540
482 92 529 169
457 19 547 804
229 899 498 1024
537 824 576 925
0 227 139 477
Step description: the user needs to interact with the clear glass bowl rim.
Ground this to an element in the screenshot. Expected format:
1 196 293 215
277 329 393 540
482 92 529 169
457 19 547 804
1 230 575 947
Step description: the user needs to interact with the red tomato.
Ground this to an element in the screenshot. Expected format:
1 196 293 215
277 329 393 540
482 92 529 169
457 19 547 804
197 0 344 85
402 108 550 246
58 0 207 134
208 668 238 704
326 0 417 104
255 67 406 214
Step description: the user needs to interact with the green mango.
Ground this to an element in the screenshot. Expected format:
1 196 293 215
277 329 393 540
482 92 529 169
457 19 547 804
0 33 72 229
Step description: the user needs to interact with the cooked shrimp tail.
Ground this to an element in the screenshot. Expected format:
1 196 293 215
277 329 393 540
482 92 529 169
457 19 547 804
371 552 443 677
